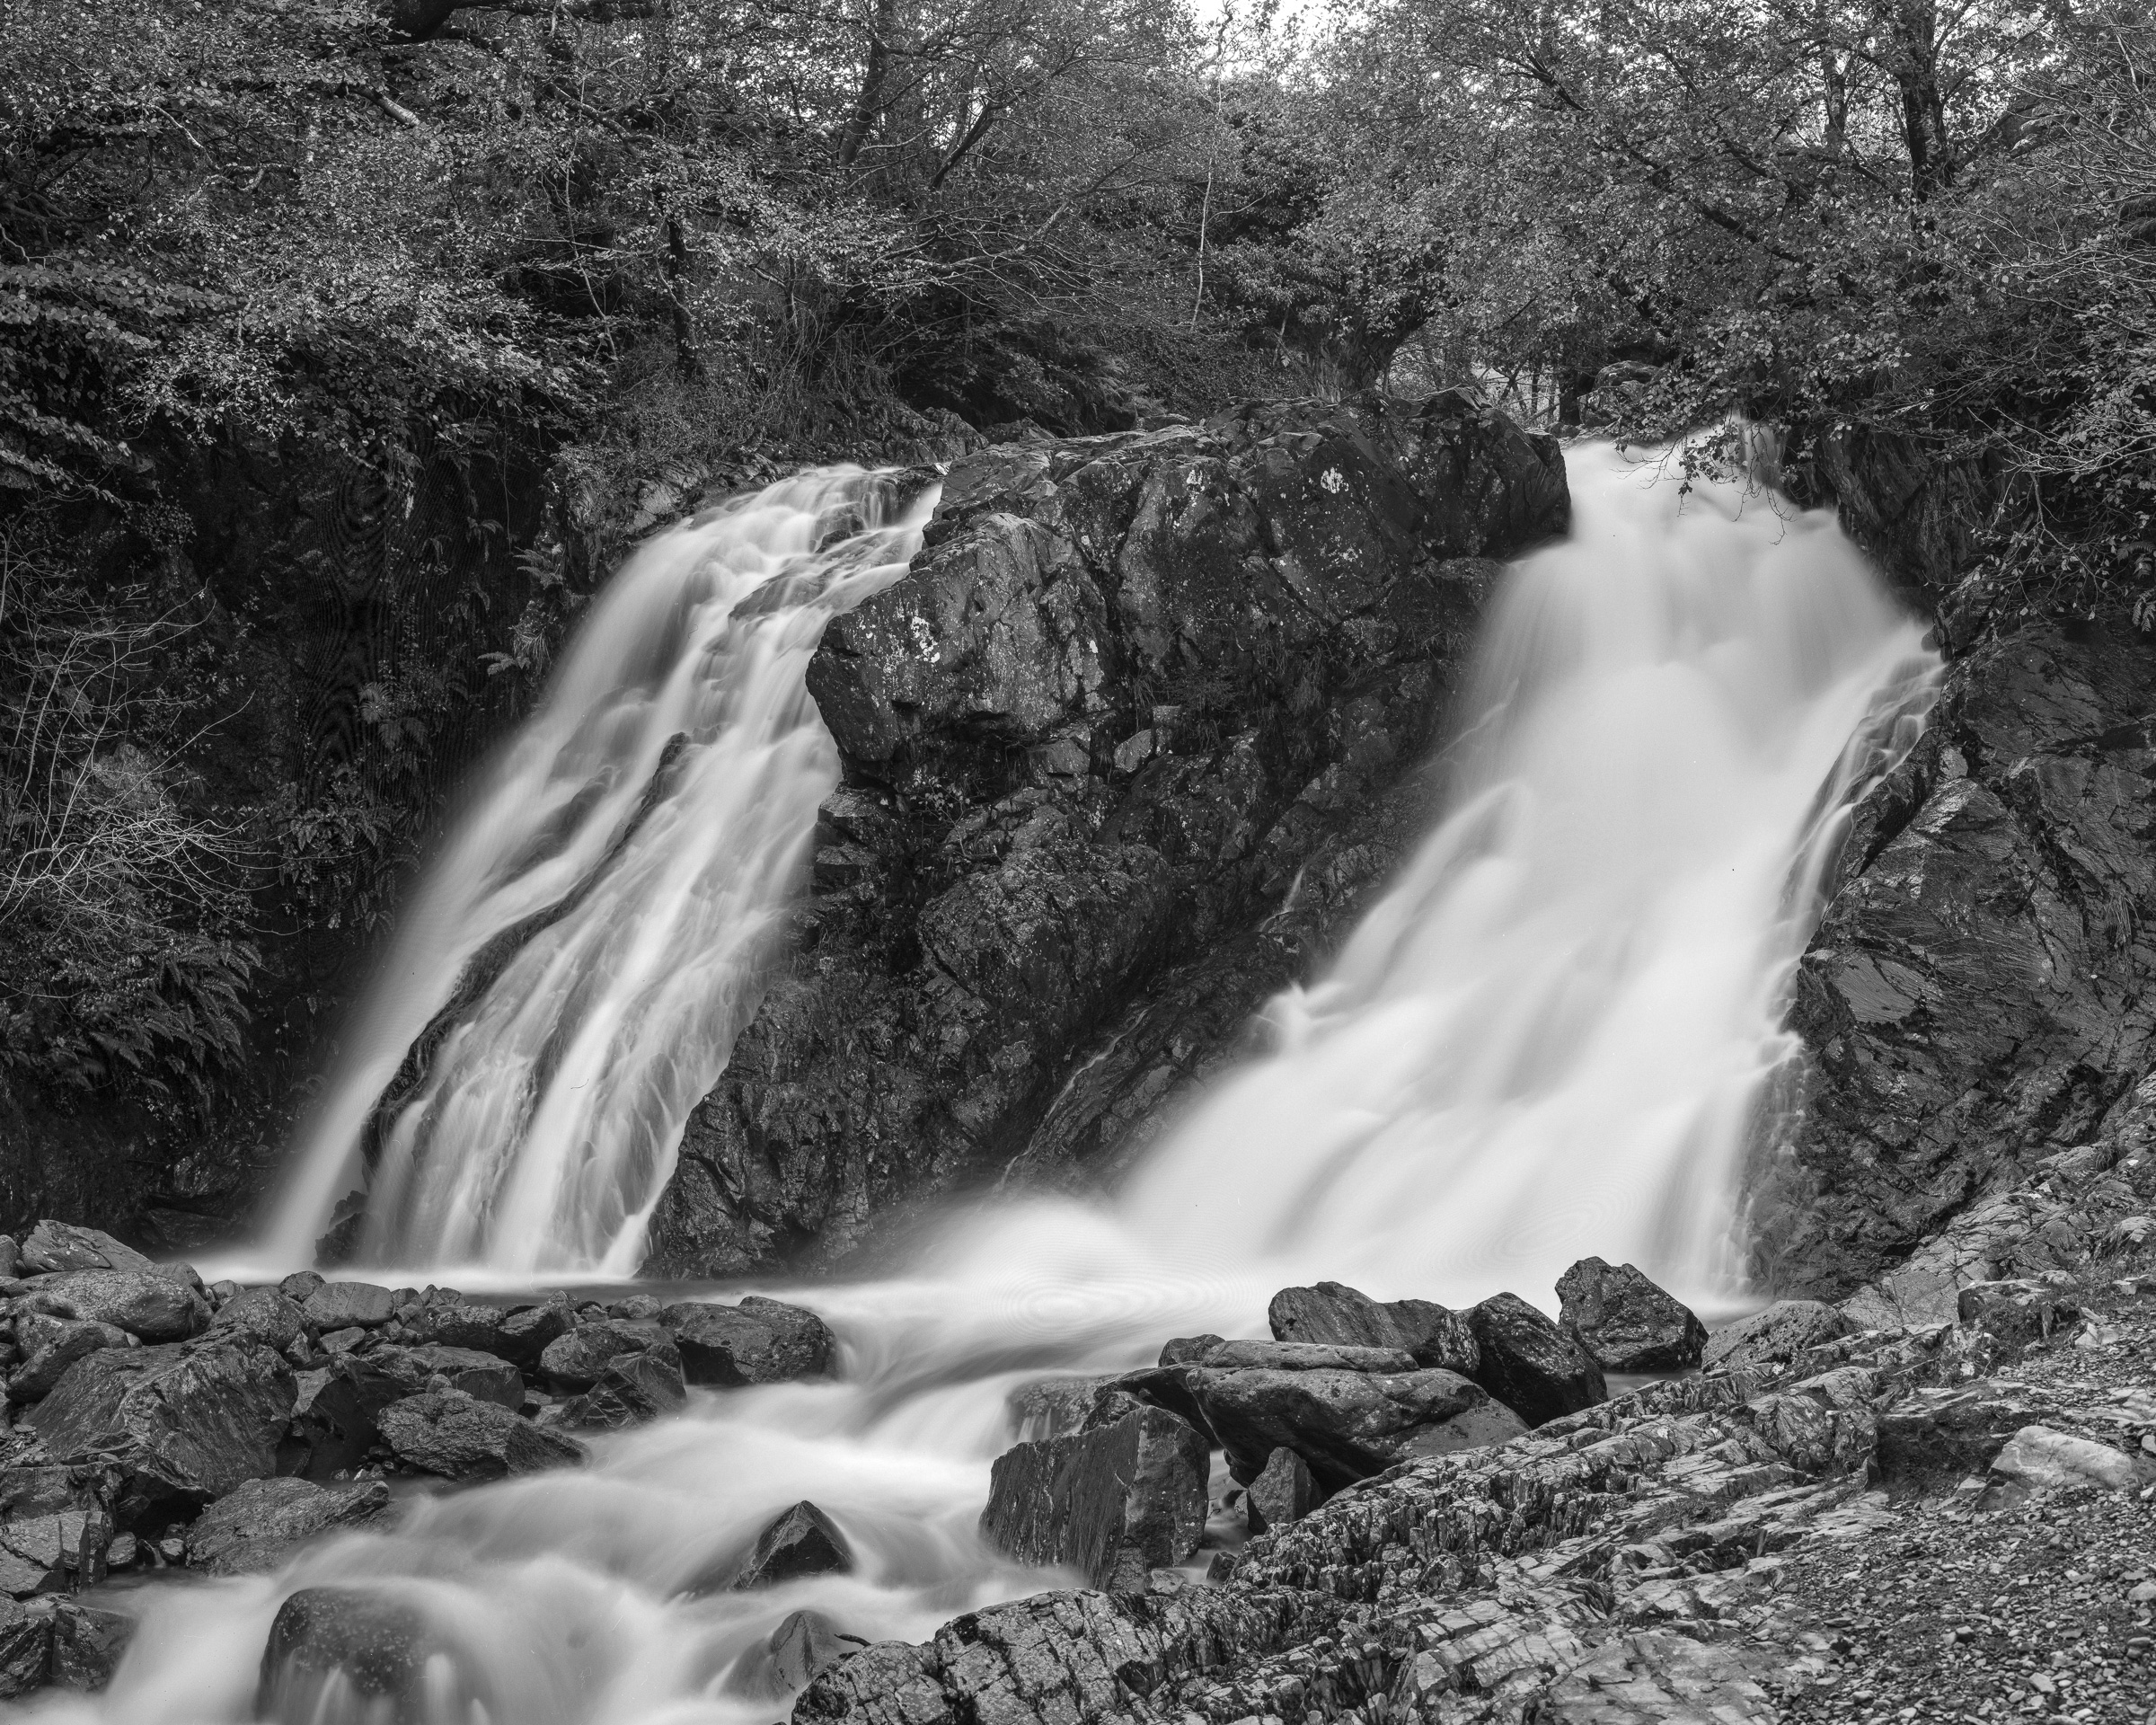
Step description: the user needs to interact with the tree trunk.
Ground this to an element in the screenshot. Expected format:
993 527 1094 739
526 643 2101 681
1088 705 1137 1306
838 0 901 168
1882 0 1955 198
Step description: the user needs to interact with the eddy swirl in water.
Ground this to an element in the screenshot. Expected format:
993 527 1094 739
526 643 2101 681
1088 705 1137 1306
40 445 1940 1725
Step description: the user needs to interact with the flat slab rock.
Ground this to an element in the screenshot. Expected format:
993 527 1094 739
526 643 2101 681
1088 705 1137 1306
185 1476 392 1576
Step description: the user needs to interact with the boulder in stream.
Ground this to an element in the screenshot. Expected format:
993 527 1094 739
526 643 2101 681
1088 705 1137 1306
302 1281 395 1331
0 1599 49 1697
1554 1258 1708 1372
1464 1294 1606 1427
49 1600 133 1691
1243 1446 1320 1535
185 1477 392 1576
376 1390 586 1482
256 1587 457 1723
728 1501 853 1591
1185 1364 1527 1490
17 1269 210 1342
660 1297 834 1386
1267 1283 1480 1376
17 1222 153 1277
369 1344 526 1411
7 1321 134 1403
561 1349 688 1429
28 1337 296 1505
538 1321 679 1393
729 1609 867 1697
978 1402 1210 1590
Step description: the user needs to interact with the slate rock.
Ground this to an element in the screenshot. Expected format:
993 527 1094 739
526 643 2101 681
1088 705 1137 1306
255 1587 449 1723
370 1344 525 1411
7 1320 135 1402
184 1477 392 1576
28 1337 296 1502
1555 1258 1708 1372
1186 1364 1528 1490
979 1403 1210 1590
18 1269 210 1342
18 1222 154 1276
538 1321 678 1393
0 1597 50 1698
1992 1424 2142 1491
660 1297 835 1387
1956 1279 2081 1347
1244 1446 1320 1535
208 1287 310 1351
0 1507 112 1597
1163 1338 1419 1374
1700 1300 1850 1373
283 1359 393 1482
1465 1293 1607 1427
491 1299 577 1368
303 1281 395 1331
278 1271 325 1303
1005 1376 1119 1441
770 1609 866 1691
563 1349 687 1429
376 1390 587 1482
1877 1380 2060 1479
1268 1282 1480 1375
0 1239 16 1282
731 1501 852 1591
49 1599 133 1690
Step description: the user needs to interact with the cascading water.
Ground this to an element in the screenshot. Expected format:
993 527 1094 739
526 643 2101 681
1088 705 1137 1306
24 442 1940 1725
263 469 940 1278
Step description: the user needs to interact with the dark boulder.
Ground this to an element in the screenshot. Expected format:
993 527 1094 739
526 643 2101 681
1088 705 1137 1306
28 1336 296 1504
283 1359 396 1482
729 1609 867 1699
659 1297 834 1387
1243 1446 1320 1535
208 1287 311 1352
185 1477 393 1576
1955 1279 2080 1347
375 1388 586 1483
1185 1365 1526 1490
979 1402 1209 1590
0 1598 49 1697
730 1501 852 1591
7 1320 134 1402
1267 1283 1479 1375
1005 1376 1119 1441
1464 1294 1606 1427
538 1322 678 1393
18 1222 153 1277
256 1587 458 1725
369 1344 525 1411
0 1507 112 1597
376 1391 586 1482
561 1349 688 1429
1167 1337 1419 1374
49 1599 134 1690
302 1281 395 1331
1554 1258 1708 1372
17 1269 210 1342
1700 1300 1849 1373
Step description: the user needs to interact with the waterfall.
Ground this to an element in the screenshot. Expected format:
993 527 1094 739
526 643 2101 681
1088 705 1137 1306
73 440 1940 1725
1116 441 1940 1309
263 469 940 1278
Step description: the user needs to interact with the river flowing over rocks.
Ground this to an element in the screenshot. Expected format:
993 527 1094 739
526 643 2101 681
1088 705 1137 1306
4 400 2155 1725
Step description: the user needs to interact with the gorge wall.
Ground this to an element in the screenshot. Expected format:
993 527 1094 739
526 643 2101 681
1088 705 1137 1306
641 393 1569 1276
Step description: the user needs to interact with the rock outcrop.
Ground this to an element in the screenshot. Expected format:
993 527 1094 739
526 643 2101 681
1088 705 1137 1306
1763 619 2156 1296
644 392 1568 1275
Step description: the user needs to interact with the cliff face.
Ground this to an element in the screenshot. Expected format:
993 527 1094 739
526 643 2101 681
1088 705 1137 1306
642 393 1568 1276
1759 617 2156 1296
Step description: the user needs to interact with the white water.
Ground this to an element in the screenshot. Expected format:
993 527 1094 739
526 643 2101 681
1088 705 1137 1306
263 470 940 1278
26 443 1940 1725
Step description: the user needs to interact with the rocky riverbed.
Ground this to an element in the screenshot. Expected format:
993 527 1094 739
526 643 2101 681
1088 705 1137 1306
0 1138 2150 1720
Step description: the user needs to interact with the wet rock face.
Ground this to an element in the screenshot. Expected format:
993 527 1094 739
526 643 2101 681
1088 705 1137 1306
1267 1282 1480 1375
1554 1258 1708 1373
661 1297 835 1387
978 1403 1211 1589
1766 620 2156 1295
1463 1293 1607 1427
185 1477 391 1576
644 393 1568 1277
